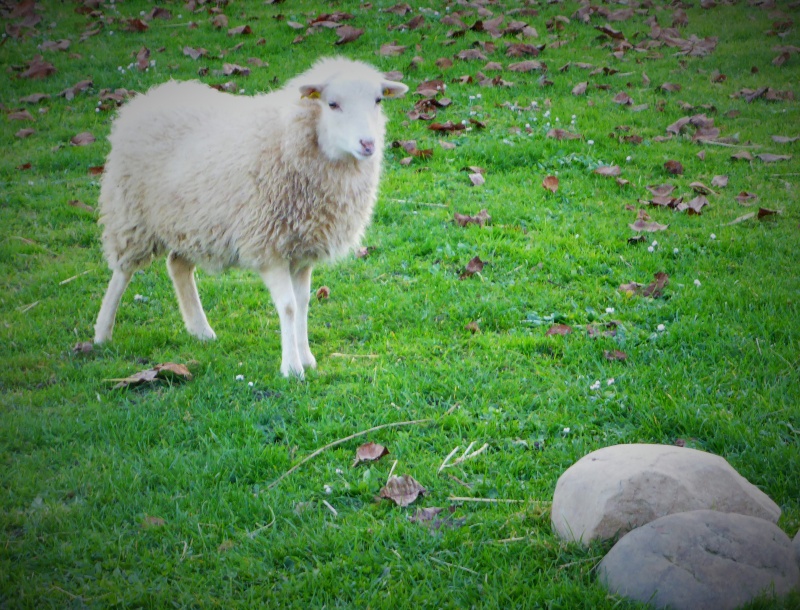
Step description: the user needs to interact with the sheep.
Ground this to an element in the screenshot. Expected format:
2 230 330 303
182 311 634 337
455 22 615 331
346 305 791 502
93 57 408 377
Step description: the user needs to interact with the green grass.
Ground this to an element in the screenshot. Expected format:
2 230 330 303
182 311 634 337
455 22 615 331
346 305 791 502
1 0 799 608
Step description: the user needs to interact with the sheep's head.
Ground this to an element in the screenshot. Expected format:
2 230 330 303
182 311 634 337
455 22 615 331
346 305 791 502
299 62 408 162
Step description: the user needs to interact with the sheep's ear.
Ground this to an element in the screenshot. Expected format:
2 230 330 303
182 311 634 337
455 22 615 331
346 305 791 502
299 85 323 100
381 81 409 98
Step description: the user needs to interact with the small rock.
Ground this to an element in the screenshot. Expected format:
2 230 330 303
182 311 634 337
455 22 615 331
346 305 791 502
551 443 780 545
599 510 800 610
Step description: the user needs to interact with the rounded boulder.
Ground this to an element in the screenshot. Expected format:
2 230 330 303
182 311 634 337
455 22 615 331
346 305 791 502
551 443 780 544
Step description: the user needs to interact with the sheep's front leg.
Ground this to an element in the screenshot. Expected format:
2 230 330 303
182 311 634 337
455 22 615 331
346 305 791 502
94 269 133 343
167 251 216 341
291 265 316 370
260 263 304 378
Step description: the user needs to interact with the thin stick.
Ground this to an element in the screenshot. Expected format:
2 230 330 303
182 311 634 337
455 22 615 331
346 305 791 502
492 536 527 544
246 506 276 538
388 198 448 208
59 270 92 285
387 459 398 480
438 446 461 473
18 301 40 313
696 140 760 148
429 556 480 575
267 418 433 489
329 352 379 359
321 500 338 517
448 496 528 504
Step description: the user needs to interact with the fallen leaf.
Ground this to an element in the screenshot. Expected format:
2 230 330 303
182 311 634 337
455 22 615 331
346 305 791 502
646 184 676 197
594 165 621 176
460 256 485 280
545 324 572 336
456 49 488 61
316 286 330 301
465 321 480 334
542 175 559 192
141 515 165 529
771 135 799 144
68 200 94 212
19 93 49 103
410 506 465 530
664 160 684 175
72 341 93 354
757 207 779 219
613 92 633 105
8 110 34 121
629 220 669 232
379 43 407 56
183 46 208 60
39 39 71 52
680 195 709 215
454 209 491 227
217 539 235 553
723 212 756 226
572 81 588 96
546 128 580 140
603 349 628 361
508 60 544 72
223 63 250 76
642 272 669 298
689 181 716 195
735 191 758 206
380 474 426 507
228 25 252 36
15 128 35 138
88 165 104 175
353 442 389 466
711 175 728 188
70 132 95 146
20 56 56 79
111 363 192 389
125 18 148 32
468 173 485 187
135 47 150 71
757 153 791 163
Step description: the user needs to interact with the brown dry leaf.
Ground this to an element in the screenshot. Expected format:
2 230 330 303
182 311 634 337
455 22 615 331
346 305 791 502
545 324 572 336
125 18 148 32
8 110 34 121
664 160 684 175
428 121 465 133
594 165 621 176
547 128 580 140
757 207 779 219
468 173 485 187
646 184 676 197
316 286 330 301
39 39 71 52
572 81 588 96
223 63 250 76
629 220 669 232
771 135 799 144
460 256 485 279
148 7 172 20
603 349 628 361
711 175 728 188
228 25 252 36
88 165 104 175
183 46 208 60
72 341 94 354
384 3 412 15
465 321 480 334
731 151 753 161
619 281 643 296
410 505 465 530
20 93 49 103
454 209 491 227
15 128 35 138
689 181 716 195
70 132 95 146
660 82 682 93
439 140 456 150
680 195 709 215
379 474 426 507
757 153 791 163
68 200 94 212
353 442 389 466
595 24 625 39
380 42 407 56
17 163 32 171
735 191 758 206
723 212 755 226
542 175 559 192
508 60 544 72
141 515 165 529
60 79 93 100
613 92 633 105
217 539 235 553
20 56 56 79
642 272 669 298
456 49 488 61
135 47 150 71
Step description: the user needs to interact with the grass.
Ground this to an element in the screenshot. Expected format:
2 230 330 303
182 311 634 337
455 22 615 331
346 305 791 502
1 0 799 607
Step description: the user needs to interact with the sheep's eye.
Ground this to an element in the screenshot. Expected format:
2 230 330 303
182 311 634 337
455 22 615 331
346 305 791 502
328 101 340 110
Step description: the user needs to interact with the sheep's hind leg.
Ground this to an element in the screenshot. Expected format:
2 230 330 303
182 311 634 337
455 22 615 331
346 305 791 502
260 263 304 378
166 251 216 341
291 265 316 370
94 269 133 343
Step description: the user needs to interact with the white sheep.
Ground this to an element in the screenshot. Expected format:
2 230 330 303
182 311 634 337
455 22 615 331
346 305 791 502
93 57 408 377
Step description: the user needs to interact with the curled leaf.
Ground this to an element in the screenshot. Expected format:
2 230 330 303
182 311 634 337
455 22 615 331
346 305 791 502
380 474 426 507
353 442 389 466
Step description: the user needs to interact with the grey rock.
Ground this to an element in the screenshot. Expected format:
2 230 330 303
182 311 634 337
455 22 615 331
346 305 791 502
598 510 799 610
551 443 780 545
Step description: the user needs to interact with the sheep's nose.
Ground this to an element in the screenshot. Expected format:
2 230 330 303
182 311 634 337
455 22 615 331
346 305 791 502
359 139 375 156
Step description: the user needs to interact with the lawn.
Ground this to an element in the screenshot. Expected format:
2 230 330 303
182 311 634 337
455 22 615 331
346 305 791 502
1 0 799 608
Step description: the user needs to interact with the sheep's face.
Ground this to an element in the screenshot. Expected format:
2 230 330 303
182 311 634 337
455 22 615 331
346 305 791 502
301 78 408 162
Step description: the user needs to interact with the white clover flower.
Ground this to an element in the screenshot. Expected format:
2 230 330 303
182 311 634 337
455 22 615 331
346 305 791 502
673 248 679 254
248 381 254 387
587 139 594 145
607 378 615 386
694 279 702 287
652 240 658 247
710 233 717 240
563 427 571 433
626 155 632 162
235 374 245 381
324 484 332 495
476 93 482 99
657 324 666 332
590 380 601 390
469 95 476 100
605 307 615 313
647 246 655 253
